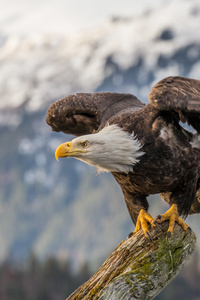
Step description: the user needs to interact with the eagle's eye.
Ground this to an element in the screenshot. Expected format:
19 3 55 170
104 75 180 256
81 141 88 148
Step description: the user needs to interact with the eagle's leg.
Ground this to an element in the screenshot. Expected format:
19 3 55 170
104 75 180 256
154 204 190 238
133 209 156 238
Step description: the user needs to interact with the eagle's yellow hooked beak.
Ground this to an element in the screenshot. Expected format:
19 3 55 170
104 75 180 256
55 142 72 161
55 141 86 161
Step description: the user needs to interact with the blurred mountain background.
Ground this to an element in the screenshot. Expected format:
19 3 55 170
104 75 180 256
1 0 200 299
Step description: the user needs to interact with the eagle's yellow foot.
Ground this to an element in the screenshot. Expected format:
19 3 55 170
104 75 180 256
131 209 156 238
154 204 190 239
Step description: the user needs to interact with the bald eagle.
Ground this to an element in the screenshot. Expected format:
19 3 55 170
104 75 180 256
46 76 200 238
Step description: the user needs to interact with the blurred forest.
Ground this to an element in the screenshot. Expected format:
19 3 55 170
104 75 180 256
0 254 90 300
0 252 199 300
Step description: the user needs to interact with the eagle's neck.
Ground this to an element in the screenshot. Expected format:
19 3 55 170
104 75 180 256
77 125 144 173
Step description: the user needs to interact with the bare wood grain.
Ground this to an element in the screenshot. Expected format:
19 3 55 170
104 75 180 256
66 222 196 300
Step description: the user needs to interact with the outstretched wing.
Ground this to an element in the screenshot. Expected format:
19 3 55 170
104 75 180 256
149 76 200 132
46 92 144 136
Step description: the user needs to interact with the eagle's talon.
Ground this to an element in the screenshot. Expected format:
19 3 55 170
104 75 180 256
133 209 154 238
155 204 189 237
154 215 165 224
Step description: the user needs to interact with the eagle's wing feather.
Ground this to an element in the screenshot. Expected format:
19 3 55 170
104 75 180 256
149 76 200 132
46 92 144 136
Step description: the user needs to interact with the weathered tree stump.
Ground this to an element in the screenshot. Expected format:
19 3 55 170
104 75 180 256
66 221 196 300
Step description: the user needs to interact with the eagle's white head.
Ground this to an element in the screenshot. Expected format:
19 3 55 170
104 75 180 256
55 124 144 173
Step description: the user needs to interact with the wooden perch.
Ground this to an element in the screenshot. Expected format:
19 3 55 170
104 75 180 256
66 221 196 300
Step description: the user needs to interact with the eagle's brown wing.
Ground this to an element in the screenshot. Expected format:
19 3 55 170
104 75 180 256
46 92 144 136
149 76 200 132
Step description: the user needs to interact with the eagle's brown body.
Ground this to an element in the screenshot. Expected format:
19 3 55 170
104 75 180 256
46 76 200 227
111 104 200 223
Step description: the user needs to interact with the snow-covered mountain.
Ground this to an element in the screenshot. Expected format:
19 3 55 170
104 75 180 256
0 0 200 269
1 0 200 114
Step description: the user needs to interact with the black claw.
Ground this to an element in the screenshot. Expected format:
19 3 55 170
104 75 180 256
154 222 164 232
156 215 162 220
146 231 152 240
128 232 134 238
187 226 192 234
166 231 172 240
